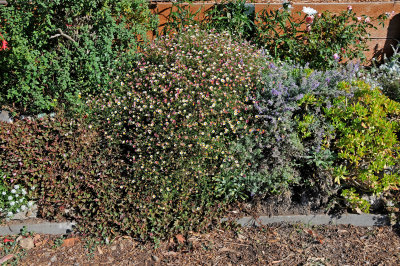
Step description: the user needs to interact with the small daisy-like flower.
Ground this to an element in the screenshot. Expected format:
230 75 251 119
302 6 317 16
14 185 20 190
8 195 12 200
11 189 16 194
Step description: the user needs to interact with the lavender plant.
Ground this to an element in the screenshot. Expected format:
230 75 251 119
245 62 360 201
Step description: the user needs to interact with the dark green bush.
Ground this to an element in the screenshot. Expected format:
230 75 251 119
0 0 157 115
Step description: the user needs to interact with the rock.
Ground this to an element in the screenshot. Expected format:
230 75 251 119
19 237 34 250
0 110 13 123
50 256 57 263
152 255 160 262
110 245 117 251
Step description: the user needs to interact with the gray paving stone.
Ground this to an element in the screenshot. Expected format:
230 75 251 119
0 222 76 236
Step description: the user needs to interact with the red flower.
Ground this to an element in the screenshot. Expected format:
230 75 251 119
1 39 7 50
0 32 8 51
3 238 14 243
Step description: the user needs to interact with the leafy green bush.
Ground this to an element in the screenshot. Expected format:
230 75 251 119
326 81 400 212
0 0 157 115
86 26 266 239
254 5 386 69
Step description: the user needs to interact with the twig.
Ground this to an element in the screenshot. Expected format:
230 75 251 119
50 28 77 43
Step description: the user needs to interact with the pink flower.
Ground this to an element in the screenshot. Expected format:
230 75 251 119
333 53 340 61
305 15 314 24
347 5 352 11
357 17 362 22
305 25 312 32
365 17 371 23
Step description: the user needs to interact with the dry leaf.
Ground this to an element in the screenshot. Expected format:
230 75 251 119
0 254 14 264
35 238 48 248
97 246 104 255
176 234 185 244
61 237 80 247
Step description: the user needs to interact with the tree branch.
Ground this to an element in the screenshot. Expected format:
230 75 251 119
50 28 77 43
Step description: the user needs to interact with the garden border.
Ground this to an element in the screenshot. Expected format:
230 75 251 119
0 214 391 236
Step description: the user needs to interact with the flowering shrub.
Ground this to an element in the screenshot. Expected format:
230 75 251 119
254 4 387 69
326 81 400 212
86 26 266 239
0 0 157 115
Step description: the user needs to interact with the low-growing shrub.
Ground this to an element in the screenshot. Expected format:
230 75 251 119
0 111 126 233
0 0 157 115
326 81 400 212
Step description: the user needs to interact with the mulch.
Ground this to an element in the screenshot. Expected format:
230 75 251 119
10 222 400 265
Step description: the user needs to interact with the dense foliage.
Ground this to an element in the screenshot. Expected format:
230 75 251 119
0 0 157 115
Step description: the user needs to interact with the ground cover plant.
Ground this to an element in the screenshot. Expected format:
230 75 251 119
0 0 157 115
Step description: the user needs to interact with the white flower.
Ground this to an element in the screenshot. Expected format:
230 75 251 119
16 209 20 213
22 189 27 195
2 191 6 195
10 201 15 206
21 205 26 211
302 7 318 16
14 184 20 190
19 198 23 203
11 189 16 194
28 201 34 207
7 212 13 217
8 196 12 200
